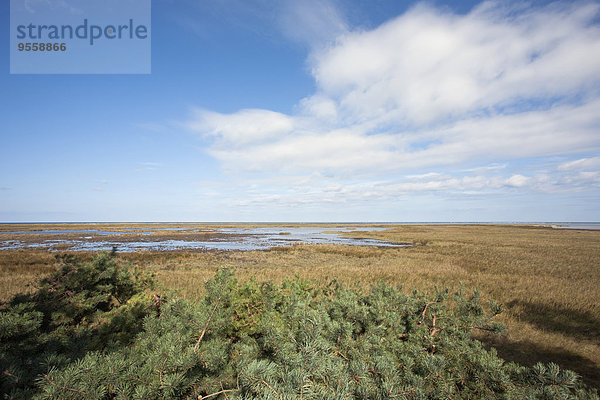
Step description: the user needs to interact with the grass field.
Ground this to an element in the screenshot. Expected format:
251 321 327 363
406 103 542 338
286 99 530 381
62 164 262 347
1 223 599 390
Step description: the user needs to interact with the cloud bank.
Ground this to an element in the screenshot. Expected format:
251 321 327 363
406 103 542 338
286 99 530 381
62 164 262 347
184 1 600 215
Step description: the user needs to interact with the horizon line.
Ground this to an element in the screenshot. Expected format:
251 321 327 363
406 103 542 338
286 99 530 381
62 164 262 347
1 221 599 224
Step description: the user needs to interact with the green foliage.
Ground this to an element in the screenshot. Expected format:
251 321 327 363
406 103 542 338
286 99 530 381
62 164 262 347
1 257 598 399
0 252 154 399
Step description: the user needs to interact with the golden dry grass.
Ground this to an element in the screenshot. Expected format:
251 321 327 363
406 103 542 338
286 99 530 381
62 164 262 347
0 250 58 299
1 224 599 388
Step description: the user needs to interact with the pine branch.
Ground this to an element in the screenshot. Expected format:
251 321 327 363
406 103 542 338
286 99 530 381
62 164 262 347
418 301 436 324
389 388 417 398
194 280 226 354
2 370 19 383
259 379 281 399
198 388 237 399
429 314 439 338
43 375 90 396
333 350 349 361
194 301 219 353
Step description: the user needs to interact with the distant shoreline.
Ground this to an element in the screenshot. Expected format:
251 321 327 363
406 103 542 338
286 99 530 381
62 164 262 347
1 221 599 225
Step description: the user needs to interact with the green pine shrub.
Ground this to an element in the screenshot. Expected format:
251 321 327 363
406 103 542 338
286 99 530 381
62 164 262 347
1 255 598 399
0 252 154 398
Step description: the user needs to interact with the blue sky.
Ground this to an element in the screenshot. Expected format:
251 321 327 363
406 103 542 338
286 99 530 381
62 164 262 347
1 0 599 222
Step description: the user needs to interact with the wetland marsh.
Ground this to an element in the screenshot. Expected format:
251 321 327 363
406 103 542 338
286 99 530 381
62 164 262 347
1 223 599 390
0 225 405 251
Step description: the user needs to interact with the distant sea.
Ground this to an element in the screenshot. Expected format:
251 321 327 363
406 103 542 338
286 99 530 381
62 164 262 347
2 221 600 230
382 222 600 230
545 222 600 230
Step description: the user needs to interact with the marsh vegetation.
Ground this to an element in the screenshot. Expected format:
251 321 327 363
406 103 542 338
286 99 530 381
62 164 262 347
1 224 599 394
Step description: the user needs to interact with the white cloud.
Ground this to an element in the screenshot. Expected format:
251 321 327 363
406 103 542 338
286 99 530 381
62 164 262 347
558 171 600 187
188 108 294 147
558 156 600 171
505 174 531 188
221 166 600 210
314 1 600 125
207 128 399 173
184 1 600 205
278 0 349 49
299 94 338 122
409 99 600 165
191 99 600 174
